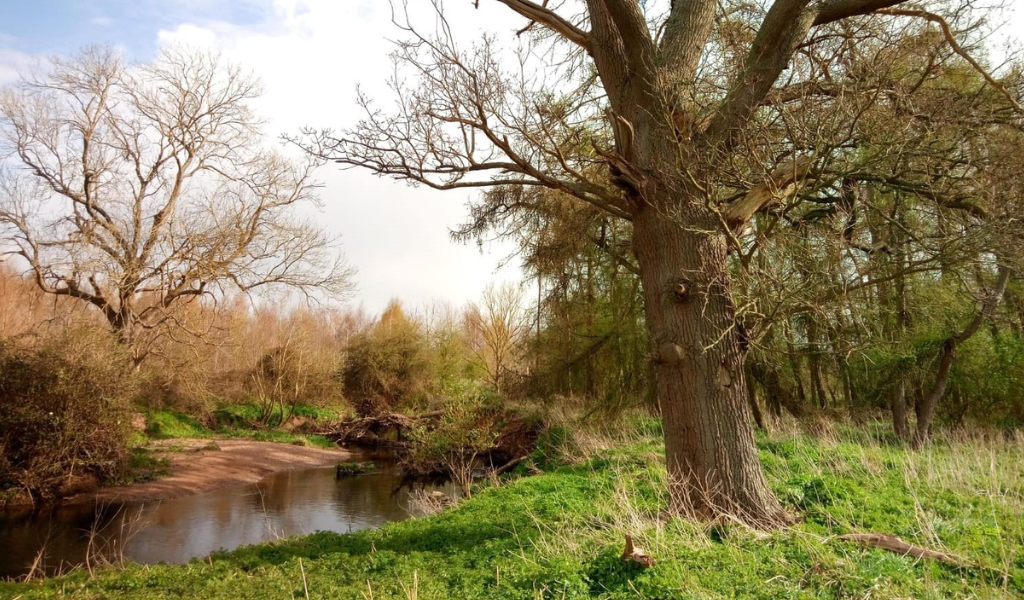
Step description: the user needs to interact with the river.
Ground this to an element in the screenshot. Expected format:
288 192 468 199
0 464 453 579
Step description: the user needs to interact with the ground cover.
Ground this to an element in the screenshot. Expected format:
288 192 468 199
3 420 1021 599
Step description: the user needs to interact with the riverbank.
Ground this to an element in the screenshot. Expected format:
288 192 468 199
65 439 351 505
3 421 1022 598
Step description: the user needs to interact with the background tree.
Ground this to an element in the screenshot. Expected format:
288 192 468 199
464 282 528 394
456 184 650 409
0 46 353 364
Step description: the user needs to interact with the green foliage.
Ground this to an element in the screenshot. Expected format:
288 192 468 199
143 406 336 448
113 448 172 485
335 462 376 477
341 301 434 415
4 424 1022 598
0 329 137 501
145 410 212 439
406 383 503 495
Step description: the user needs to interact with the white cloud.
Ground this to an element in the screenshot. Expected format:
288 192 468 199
155 0 524 314
0 49 36 86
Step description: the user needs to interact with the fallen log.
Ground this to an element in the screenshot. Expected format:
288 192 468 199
492 455 529 477
836 533 962 565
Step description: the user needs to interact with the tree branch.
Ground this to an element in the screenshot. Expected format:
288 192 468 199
594 0 656 77
877 8 1024 114
813 0 910 26
708 0 816 146
492 0 590 50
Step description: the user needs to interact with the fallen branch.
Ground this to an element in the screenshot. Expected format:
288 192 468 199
493 455 529 477
836 533 962 565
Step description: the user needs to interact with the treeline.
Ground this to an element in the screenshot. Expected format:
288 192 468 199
0 262 551 500
462 181 1024 444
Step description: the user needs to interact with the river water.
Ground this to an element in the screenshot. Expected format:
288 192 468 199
0 464 453 579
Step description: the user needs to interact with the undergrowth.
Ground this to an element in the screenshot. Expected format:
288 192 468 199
3 419 1022 599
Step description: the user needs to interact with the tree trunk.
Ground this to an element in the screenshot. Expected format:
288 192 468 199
807 319 828 409
891 380 910 441
745 363 766 430
784 324 808 409
914 265 1011 448
632 204 785 527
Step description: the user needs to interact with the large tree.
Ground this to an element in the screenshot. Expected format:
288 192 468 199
300 0 1019 526
0 47 353 363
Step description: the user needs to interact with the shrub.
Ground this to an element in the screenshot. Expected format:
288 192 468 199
405 384 504 496
341 301 433 415
0 329 137 502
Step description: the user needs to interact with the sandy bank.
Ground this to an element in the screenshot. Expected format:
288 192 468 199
65 439 352 505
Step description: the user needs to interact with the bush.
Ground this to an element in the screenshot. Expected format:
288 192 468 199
405 383 507 496
0 329 137 502
341 301 433 415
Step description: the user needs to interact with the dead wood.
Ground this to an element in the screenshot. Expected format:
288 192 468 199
493 455 529 477
837 533 963 565
621 535 656 568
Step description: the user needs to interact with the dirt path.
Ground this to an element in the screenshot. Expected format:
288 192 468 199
66 439 352 505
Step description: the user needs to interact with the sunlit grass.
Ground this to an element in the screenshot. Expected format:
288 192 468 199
4 418 1022 599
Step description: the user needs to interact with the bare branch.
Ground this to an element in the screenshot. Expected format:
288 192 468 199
492 0 590 50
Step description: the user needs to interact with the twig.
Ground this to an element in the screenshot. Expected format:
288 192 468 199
299 558 310 600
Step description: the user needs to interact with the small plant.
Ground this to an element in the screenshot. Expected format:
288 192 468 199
406 387 501 497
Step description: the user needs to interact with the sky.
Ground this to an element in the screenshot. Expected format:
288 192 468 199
0 0 526 316
1 1 1022 315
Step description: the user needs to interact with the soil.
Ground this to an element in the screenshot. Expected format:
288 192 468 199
64 439 352 505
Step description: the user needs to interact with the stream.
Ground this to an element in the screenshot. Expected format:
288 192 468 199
0 463 454 579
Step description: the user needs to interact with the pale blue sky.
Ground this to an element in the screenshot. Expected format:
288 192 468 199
2 1 267 57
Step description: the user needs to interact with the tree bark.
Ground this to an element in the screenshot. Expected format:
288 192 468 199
891 381 910 440
632 203 785 526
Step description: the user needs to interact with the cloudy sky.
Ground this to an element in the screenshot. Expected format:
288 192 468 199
1 1 1022 314
0 0 526 316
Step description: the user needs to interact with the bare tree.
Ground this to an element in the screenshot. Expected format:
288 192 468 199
297 0 1020 526
0 47 354 364
465 282 527 393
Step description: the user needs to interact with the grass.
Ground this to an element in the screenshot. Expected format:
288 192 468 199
3 419 1022 599
144 410 211 440
140 406 339 449
112 448 171 485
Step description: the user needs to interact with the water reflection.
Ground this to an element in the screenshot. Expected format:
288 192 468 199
0 465 453 578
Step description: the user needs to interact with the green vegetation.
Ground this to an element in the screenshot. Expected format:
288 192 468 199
3 420 1021 599
112 448 172 486
335 462 377 477
142 407 338 448
144 410 211 440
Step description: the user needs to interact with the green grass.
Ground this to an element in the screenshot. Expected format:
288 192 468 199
140 406 339 449
4 421 1022 599
112 448 171 485
144 410 212 439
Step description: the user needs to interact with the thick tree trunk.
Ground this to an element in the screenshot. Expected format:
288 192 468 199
632 204 785 527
